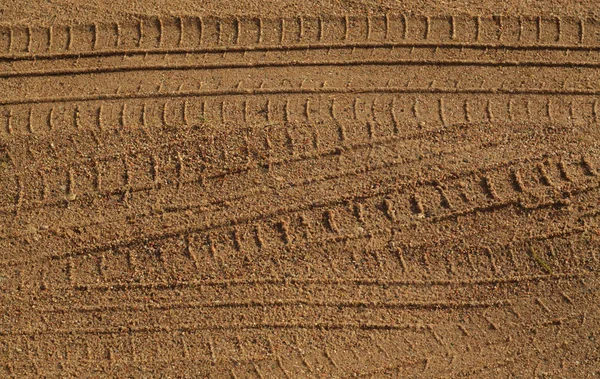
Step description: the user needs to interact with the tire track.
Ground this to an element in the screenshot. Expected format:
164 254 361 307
3 11 600 378
5 53 600 80
4 84 600 107
1 15 598 59
2 133 594 267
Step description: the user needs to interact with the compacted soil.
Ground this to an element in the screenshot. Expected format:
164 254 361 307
0 1 599 377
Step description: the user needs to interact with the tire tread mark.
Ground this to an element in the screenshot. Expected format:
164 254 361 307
59 272 590 293
6 54 600 80
0 321 428 337
3 152 597 267
5 84 600 107
41 299 513 314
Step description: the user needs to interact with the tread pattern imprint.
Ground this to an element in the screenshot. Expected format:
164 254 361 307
0 14 600 378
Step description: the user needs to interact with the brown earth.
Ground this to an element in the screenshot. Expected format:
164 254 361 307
0 1 600 378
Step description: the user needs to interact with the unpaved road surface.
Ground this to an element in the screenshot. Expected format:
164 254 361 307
0 2 599 377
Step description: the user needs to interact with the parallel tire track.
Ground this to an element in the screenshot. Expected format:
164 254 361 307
1 13 600 378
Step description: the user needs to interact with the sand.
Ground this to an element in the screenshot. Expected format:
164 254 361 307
0 1 599 377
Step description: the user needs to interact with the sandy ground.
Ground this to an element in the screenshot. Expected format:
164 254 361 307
0 1 599 378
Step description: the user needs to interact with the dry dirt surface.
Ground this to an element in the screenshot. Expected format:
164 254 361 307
1 1 600 378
